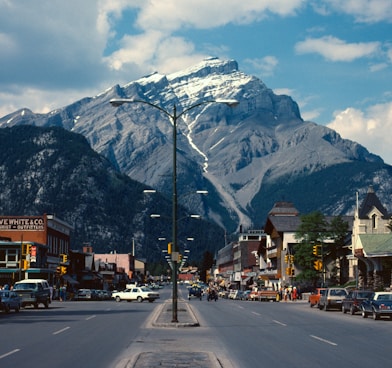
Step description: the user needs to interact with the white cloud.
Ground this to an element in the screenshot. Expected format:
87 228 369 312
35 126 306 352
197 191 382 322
103 1 304 75
243 56 279 77
295 36 380 61
132 0 304 31
322 0 392 23
327 102 392 164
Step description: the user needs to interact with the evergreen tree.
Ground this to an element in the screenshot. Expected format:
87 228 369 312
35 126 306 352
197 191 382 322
294 211 328 287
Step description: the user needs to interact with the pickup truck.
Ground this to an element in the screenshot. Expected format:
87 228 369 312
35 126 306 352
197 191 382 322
249 288 279 302
308 288 326 308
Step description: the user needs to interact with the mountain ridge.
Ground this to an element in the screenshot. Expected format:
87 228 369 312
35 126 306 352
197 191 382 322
0 58 389 233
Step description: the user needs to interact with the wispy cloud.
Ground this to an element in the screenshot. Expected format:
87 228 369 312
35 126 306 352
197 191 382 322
243 56 279 77
295 36 380 61
320 0 392 23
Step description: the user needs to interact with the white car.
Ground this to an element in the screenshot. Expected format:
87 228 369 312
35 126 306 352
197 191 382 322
112 287 160 303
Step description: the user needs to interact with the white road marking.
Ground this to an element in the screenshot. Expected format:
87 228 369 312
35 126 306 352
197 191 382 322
0 349 20 359
310 335 338 346
272 320 287 326
86 315 96 320
53 326 70 335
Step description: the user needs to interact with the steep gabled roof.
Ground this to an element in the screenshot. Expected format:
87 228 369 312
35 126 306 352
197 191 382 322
359 185 389 219
264 202 301 233
265 215 301 233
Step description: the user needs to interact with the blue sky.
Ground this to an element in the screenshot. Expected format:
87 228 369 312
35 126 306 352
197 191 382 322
1 0 392 163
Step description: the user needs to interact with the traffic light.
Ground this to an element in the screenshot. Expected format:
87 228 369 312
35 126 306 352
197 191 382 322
314 260 322 271
290 255 294 264
60 266 67 275
286 267 292 275
22 260 29 269
284 255 289 263
291 269 295 276
26 243 32 255
61 254 68 263
168 242 172 254
312 245 319 256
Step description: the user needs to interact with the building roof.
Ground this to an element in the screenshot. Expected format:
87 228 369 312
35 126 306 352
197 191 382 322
358 234 392 257
359 185 389 219
265 215 301 233
268 201 299 216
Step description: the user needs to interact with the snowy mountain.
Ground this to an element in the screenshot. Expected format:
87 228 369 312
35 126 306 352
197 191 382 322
1 58 390 233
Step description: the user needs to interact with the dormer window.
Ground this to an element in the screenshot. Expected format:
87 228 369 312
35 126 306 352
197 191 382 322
372 214 377 229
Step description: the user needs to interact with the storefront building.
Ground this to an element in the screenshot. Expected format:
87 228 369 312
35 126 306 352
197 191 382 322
0 214 73 285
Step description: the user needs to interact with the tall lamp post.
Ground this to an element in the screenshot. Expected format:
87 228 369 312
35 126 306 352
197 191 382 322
110 97 238 322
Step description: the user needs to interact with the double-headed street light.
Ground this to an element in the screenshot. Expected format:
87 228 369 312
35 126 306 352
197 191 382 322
110 96 238 322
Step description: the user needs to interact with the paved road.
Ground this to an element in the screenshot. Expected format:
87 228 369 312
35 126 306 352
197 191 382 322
2 285 392 368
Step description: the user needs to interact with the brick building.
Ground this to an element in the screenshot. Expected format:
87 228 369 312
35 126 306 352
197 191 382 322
0 214 73 285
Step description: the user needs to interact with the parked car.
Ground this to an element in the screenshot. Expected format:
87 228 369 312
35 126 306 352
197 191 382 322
308 288 327 308
241 290 251 300
318 287 348 311
112 287 160 302
361 291 392 320
75 289 99 301
0 290 21 313
95 290 112 300
342 290 374 315
13 279 51 308
218 290 229 299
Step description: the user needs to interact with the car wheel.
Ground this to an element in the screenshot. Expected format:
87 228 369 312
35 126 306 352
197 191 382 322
361 309 367 318
342 305 347 314
115 296 121 302
137 296 143 302
310 303 314 308
372 310 380 320
44 300 49 309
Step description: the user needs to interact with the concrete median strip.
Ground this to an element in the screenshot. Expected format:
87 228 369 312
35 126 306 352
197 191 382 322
152 299 200 327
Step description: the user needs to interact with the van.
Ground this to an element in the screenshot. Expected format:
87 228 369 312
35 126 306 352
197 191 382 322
318 287 348 311
13 279 51 309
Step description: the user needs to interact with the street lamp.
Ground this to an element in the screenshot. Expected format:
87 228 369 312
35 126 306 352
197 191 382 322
110 96 238 322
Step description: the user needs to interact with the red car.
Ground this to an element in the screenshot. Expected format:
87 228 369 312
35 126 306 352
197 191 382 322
308 288 326 308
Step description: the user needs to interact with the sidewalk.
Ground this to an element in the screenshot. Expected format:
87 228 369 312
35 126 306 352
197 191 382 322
116 299 223 368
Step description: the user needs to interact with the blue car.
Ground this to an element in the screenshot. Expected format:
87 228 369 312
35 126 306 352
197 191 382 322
361 291 392 320
0 290 22 313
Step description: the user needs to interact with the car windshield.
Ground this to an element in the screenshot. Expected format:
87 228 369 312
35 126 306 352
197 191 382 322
357 291 373 298
140 287 151 292
376 294 392 301
330 289 346 296
14 283 36 290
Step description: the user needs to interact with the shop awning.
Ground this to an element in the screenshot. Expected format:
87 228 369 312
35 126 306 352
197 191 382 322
62 274 79 285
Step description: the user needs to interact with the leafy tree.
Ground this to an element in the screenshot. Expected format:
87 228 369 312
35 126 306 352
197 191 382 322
294 211 328 287
328 216 349 284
